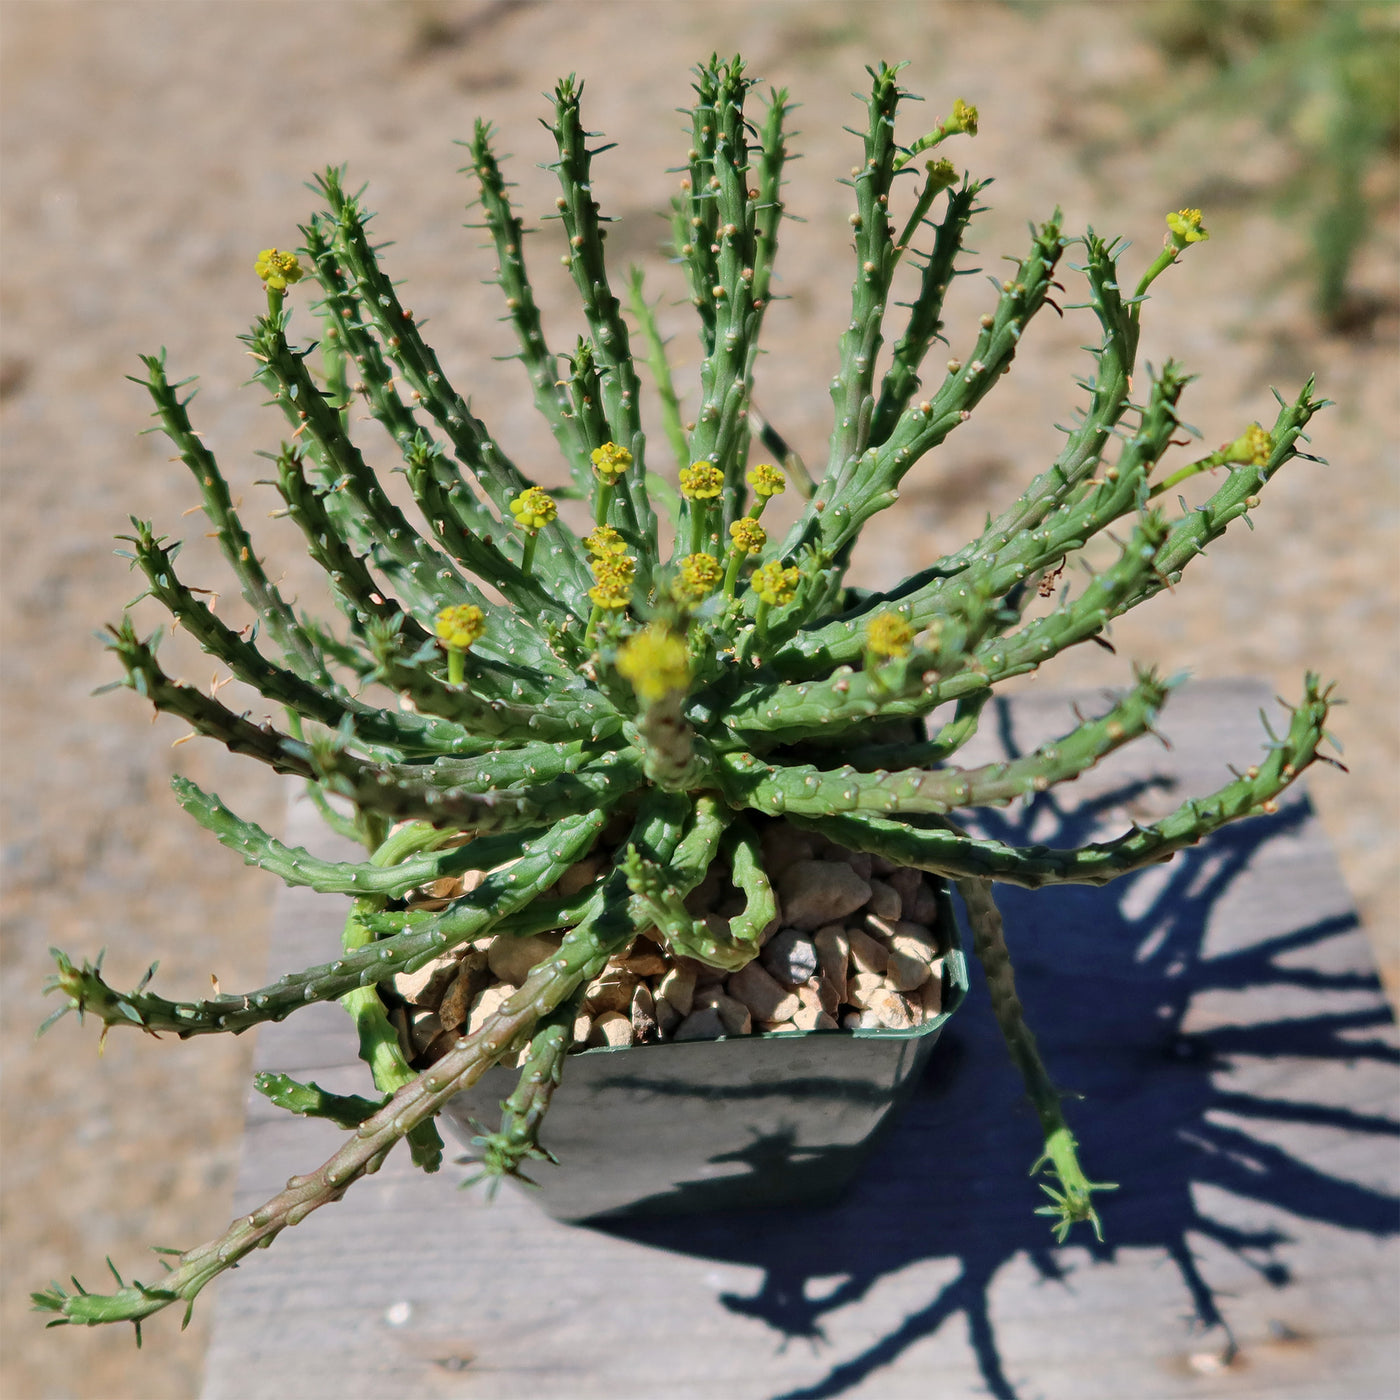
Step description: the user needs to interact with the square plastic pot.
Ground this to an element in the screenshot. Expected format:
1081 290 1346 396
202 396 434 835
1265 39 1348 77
441 883 969 1222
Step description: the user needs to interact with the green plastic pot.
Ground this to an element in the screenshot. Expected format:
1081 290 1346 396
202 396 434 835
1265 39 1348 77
441 882 969 1222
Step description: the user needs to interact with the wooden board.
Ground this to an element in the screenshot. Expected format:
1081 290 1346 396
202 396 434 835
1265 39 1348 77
200 680 1399 1400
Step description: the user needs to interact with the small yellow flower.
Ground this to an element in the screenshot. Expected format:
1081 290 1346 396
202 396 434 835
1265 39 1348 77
588 553 635 609
615 623 691 704
591 552 636 585
1166 209 1209 248
866 612 916 660
590 441 632 480
583 524 628 557
1223 422 1273 468
925 157 958 193
679 461 724 500
434 603 486 651
729 517 767 554
254 248 304 290
509 487 557 532
674 552 722 602
948 99 978 137
751 559 800 607
745 463 786 499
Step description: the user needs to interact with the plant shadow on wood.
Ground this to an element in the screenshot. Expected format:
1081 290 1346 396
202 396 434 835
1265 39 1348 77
589 702 1400 1400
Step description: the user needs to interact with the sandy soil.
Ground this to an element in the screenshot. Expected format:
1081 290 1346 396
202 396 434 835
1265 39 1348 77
2 3 1395 1396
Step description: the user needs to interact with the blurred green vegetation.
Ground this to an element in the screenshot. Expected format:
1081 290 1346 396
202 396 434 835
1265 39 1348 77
1137 0 1399 334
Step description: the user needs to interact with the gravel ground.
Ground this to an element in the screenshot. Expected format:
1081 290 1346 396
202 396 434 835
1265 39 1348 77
2 3 1395 1397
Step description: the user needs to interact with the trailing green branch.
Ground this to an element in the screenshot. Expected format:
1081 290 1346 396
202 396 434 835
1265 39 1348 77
465 122 592 492
173 775 538 895
718 668 1174 818
956 877 1116 1240
133 353 331 684
784 674 1335 887
41 810 609 1040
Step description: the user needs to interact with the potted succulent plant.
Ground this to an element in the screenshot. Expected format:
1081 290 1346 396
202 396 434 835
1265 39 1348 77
33 56 1337 1342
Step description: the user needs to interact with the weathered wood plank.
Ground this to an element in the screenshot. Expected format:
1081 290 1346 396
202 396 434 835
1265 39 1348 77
201 681 1398 1399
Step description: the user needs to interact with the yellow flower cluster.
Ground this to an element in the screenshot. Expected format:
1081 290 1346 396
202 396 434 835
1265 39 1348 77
588 552 635 610
728 517 767 554
949 99 978 137
615 623 691 704
745 463 786 499
509 487 557 532
434 603 486 651
751 559 800 607
1224 422 1273 468
590 442 632 480
679 462 724 500
925 158 958 193
254 248 304 290
866 612 916 659
1166 209 1209 248
675 552 722 602
583 524 628 557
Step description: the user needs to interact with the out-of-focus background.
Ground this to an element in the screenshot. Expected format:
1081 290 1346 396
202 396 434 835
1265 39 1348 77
2 2 1395 1395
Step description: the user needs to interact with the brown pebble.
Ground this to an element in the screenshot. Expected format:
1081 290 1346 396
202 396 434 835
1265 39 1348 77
867 877 902 921
631 983 660 1043
557 855 603 897
436 966 476 1031
658 963 697 1017
421 1028 460 1065
847 972 887 1009
673 1006 726 1041
466 983 513 1036
758 823 816 876
814 926 850 1001
776 860 872 931
887 867 923 914
584 964 638 1014
727 961 801 1022
884 928 938 991
409 1009 443 1056
792 1001 840 1032
826 846 873 880
655 998 682 1038
694 987 753 1037
587 1010 635 1049
393 955 462 1008
488 932 563 987
811 975 841 1017
868 988 917 1030
907 880 940 926
621 935 670 977
866 914 936 945
846 926 890 975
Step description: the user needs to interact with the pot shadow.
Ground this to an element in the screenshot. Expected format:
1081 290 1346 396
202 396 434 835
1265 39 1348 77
588 712 1400 1400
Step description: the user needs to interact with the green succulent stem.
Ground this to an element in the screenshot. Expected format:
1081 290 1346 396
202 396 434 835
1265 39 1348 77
626 268 690 473
722 544 747 601
462 986 586 1191
42 812 608 1040
956 876 1116 1241
783 674 1333 888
